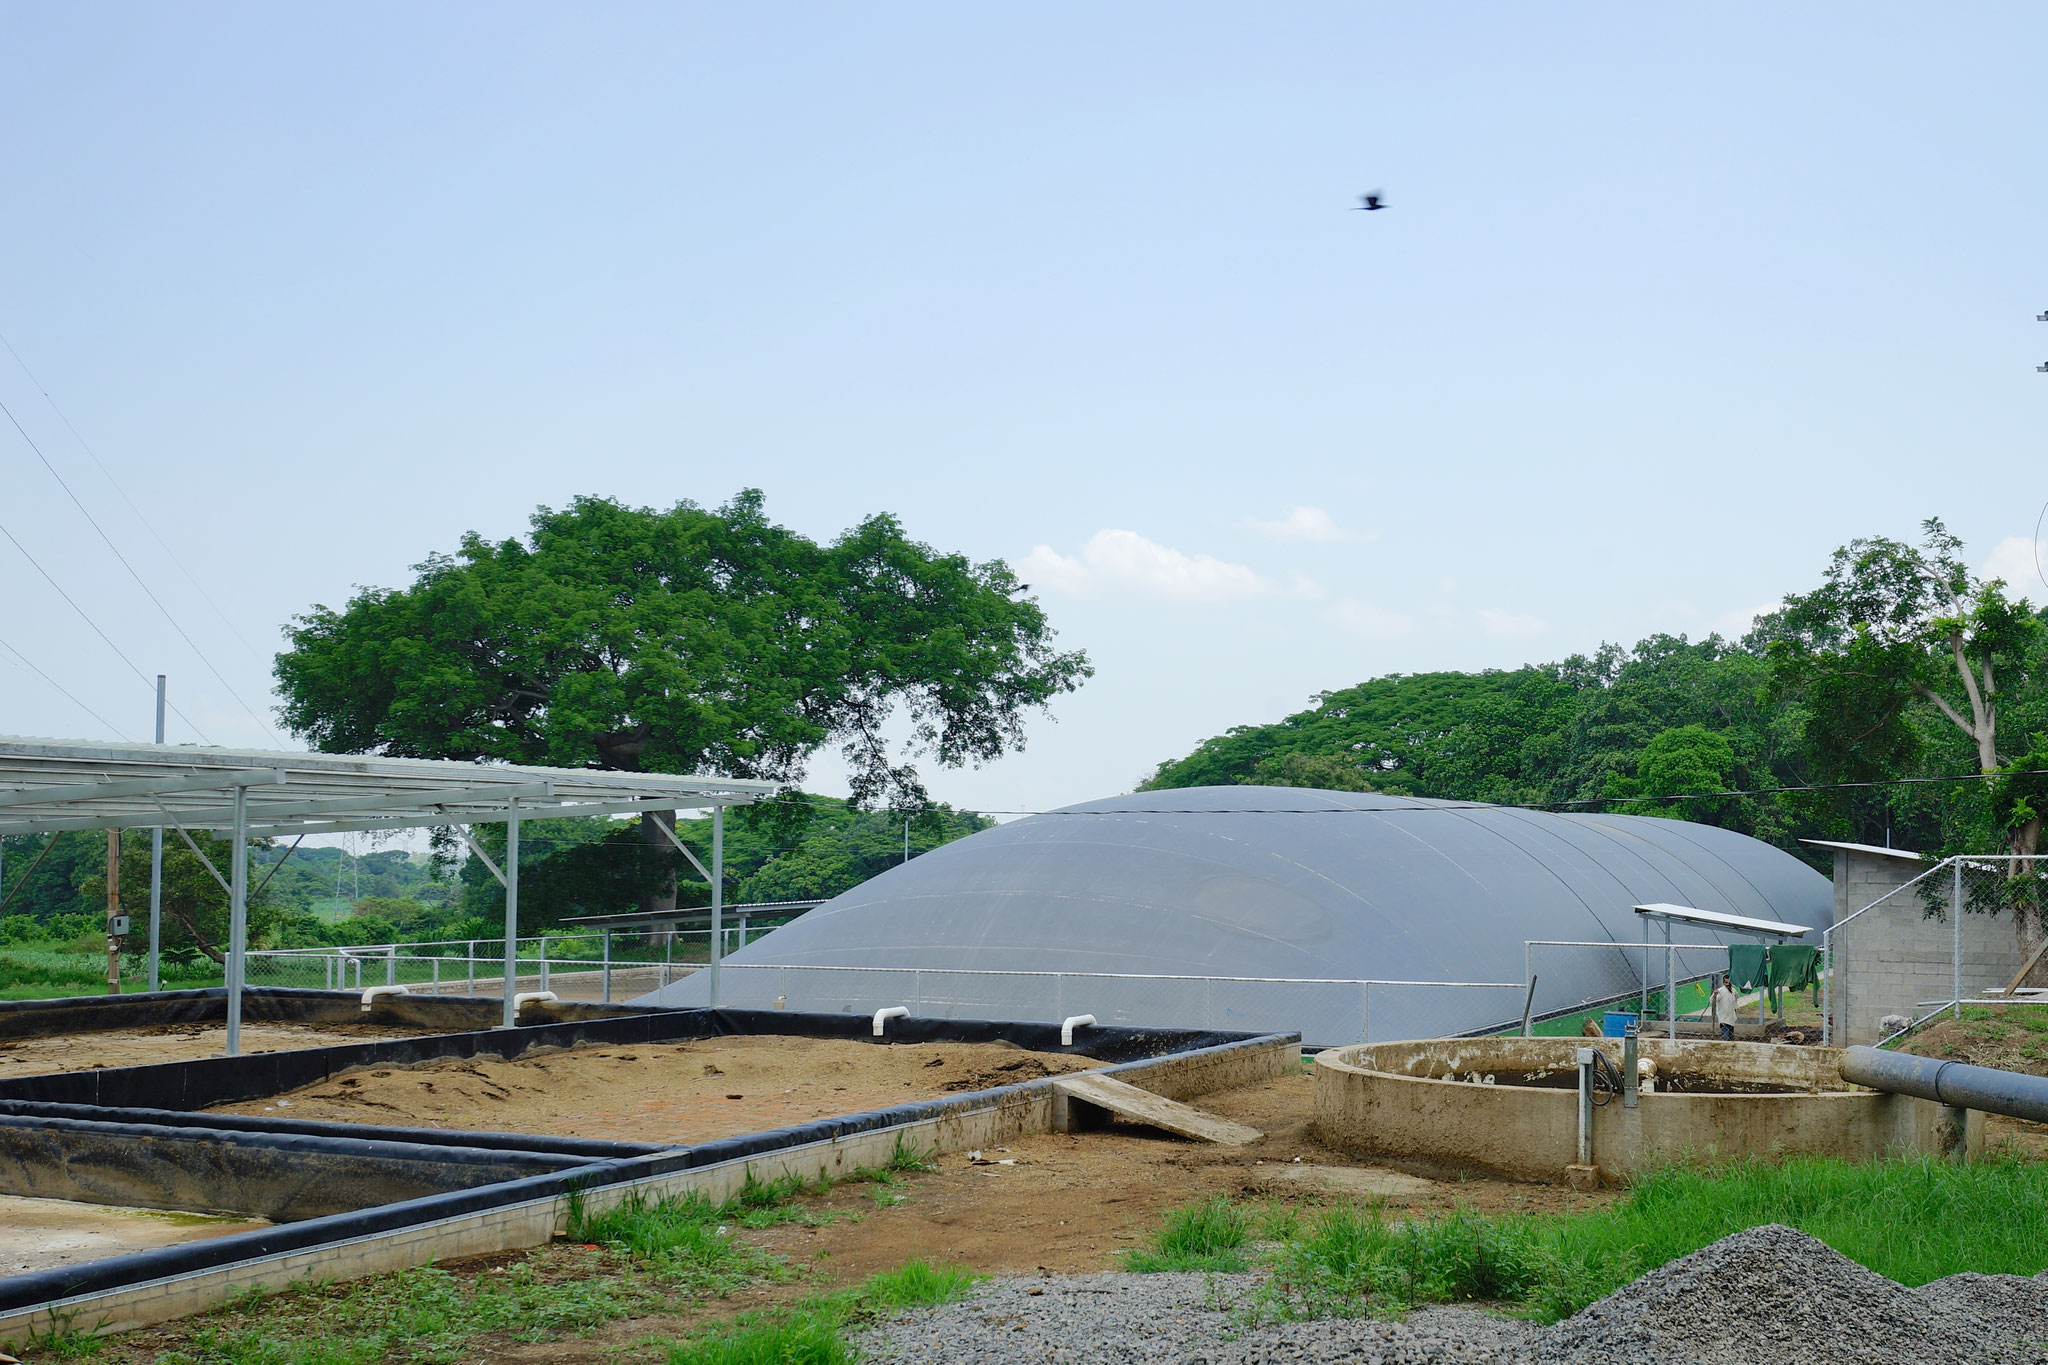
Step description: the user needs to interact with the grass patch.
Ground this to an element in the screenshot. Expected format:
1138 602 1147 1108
1138 1156 2048 1328
1261 1204 1550 1320
664 1260 975 1365
1123 1196 1252 1273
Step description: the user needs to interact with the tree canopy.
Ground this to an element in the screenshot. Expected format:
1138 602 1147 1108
1145 519 2048 872
274 491 1091 809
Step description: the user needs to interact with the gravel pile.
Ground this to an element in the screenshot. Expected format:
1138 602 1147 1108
856 1225 2048 1365
856 1271 1540 1364
1547 1224 2048 1363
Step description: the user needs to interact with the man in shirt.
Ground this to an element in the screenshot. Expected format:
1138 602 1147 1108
1711 974 1740 1041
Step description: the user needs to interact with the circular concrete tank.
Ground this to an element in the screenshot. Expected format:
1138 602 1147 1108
1314 1038 1969 1185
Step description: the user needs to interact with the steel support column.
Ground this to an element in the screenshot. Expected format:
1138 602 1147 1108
225 783 248 1056
148 675 165 992
710 805 724 1007
502 800 520 1029
1953 858 1965 1019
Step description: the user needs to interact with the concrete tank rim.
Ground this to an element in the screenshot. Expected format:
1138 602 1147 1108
1315 1037 1858 1095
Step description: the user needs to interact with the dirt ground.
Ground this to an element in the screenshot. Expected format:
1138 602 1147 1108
0 1194 265 1277
103 1067 1616 1365
0 1022 440 1077
209 1037 1105 1143
1901 1005 2048 1160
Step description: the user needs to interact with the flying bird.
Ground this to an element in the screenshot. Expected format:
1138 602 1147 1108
1353 191 1386 212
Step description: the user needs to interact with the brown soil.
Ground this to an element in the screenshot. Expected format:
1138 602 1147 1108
0 1194 266 1276
1901 1005 2048 1160
102 1069 1615 1365
0 1022 436 1077
209 1037 1104 1143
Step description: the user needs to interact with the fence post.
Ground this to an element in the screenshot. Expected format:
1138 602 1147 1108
431 957 440 995
1822 927 1832 1045
1953 857 1964 1019
386 946 396 988
539 936 550 994
324 955 332 991
603 929 612 1004
467 941 475 996
663 931 672 990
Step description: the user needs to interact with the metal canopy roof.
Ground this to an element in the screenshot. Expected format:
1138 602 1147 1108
0 736 777 839
1801 838 1925 863
1634 901 1810 939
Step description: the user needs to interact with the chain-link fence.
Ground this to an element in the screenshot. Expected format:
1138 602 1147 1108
1522 940 1731 1037
1827 854 2048 1044
685 964 1527 1047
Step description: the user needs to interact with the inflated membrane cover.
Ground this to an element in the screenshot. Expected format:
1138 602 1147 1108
639 786 1831 1041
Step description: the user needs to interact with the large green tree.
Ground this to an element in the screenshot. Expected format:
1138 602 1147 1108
1769 518 2048 960
275 491 1087 910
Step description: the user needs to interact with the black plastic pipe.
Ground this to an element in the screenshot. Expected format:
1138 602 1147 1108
1840 1046 2048 1123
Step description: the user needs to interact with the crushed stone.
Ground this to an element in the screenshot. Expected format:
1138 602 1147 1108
856 1225 2048 1365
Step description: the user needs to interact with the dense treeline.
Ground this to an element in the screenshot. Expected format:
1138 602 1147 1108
1144 521 2048 872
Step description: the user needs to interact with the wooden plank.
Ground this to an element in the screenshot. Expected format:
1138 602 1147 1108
1051 1072 1262 1145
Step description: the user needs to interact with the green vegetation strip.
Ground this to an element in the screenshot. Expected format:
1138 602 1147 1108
14 1142 940 1364
1122 1157 2048 1325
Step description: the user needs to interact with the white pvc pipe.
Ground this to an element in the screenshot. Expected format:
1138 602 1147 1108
360 984 409 1012
872 1005 909 1037
1061 1014 1096 1046
512 990 557 1017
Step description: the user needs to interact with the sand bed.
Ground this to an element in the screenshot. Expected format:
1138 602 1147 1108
0 1022 444 1076
210 1037 1104 1144
0 1194 266 1277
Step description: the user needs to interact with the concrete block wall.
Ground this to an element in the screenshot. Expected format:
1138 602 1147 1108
1830 850 2028 1044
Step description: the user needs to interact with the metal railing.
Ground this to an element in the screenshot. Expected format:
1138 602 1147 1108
675 963 1527 1048
244 926 774 1005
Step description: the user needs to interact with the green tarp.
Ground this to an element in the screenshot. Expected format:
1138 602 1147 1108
1728 944 1768 992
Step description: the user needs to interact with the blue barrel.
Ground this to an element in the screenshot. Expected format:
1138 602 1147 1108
1601 1012 1639 1037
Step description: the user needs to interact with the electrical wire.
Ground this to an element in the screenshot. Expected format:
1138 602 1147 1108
0 331 268 663
0 513 211 741
0 631 131 739
0 391 282 743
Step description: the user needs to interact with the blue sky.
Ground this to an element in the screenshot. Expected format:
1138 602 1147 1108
1 4 2044 815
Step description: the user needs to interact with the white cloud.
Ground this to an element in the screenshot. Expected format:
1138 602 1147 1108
1331 598 1417 638
1018 529 1272 603
1476 608 1547 639
1709 601 1780 640
1248 506 1363 543
1980 537 2048 599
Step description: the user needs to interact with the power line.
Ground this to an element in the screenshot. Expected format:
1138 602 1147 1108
0 631 131 739
0 331 269 663
0 513 211 741
0 391 282 742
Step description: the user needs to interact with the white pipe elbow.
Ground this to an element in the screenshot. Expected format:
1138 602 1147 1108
360 984 409 1012
872 1005 909 1037
1061 1014 1096 1047
512 990 558 1016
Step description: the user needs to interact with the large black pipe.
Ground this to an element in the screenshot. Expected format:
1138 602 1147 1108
1840 1046 2048 1123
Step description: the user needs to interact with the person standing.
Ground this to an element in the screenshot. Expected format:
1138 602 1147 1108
1711 974 1740 1041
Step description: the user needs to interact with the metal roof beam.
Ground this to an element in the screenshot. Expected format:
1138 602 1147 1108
0 769 286 810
